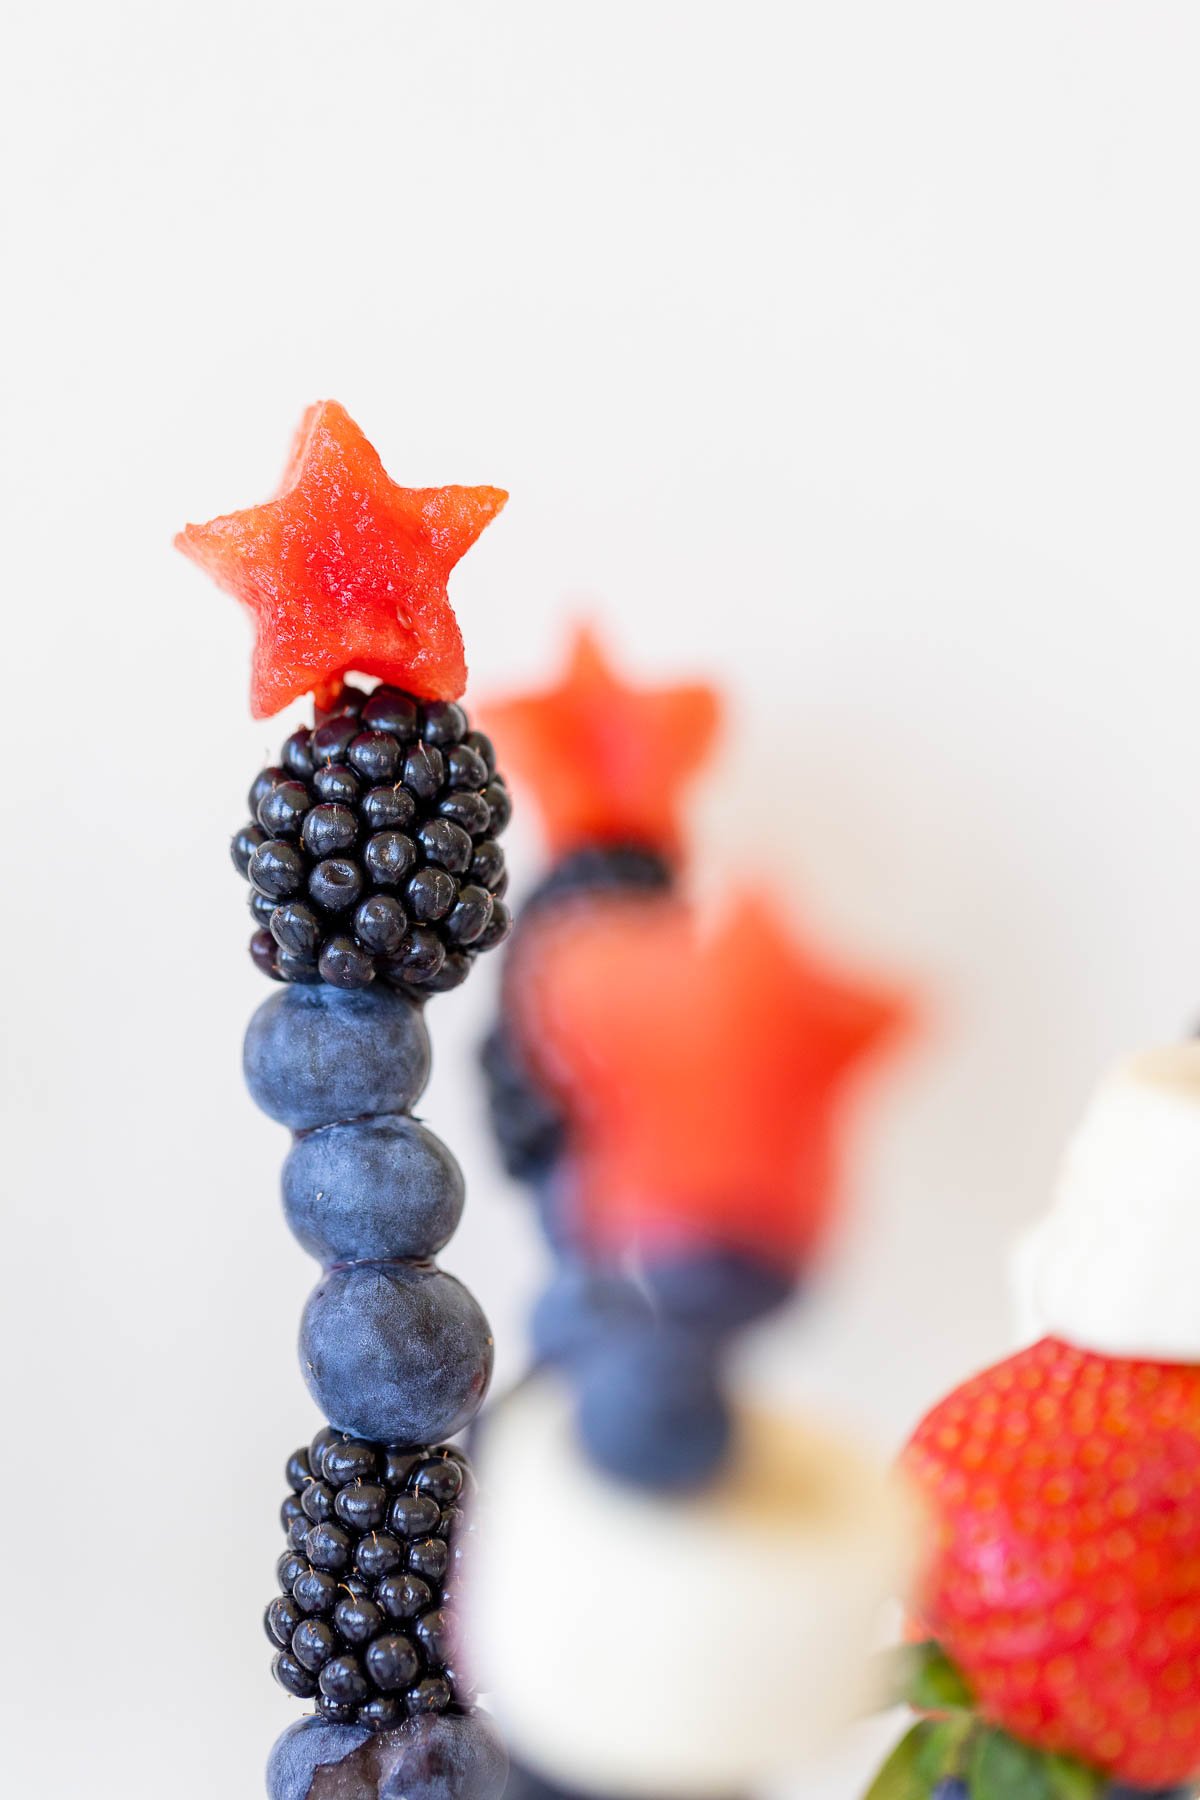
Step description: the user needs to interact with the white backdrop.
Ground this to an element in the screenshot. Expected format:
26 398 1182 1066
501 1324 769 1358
3 5 1199 1796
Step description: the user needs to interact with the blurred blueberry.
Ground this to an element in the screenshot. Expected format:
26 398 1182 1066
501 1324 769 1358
243 985 430 1129
641 1248 795 1335
266 1716 372 1800
376 1709 508 1800
530 1261 652 1366
283 1116 465 1265
931 1782 969 1800
575 1322 730 1491
301 1263 494 1444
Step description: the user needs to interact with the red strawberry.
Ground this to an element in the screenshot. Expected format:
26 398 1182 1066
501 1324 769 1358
902 1336 1200 1788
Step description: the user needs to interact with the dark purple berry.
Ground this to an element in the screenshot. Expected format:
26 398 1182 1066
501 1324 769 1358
421 700 467 746
364 831 417 887
258 779 310 837
273 1650 318 1698
444 743 489 791
438 789 491 834
406 1675 452 1714
265 1595 302 1648
476 900 512 950
362 689 419 738
365 1633 420 1692
483 780 512 831
232 822 266 875
423 951 472 993
348 730 403 783
286 1448 313 1492
319 1654 369 1708
389 1493 441 1540
282 728 315 779
250 839 305 899
445 885 493 946
334 1481 390 1533
299 1480 337 1525
463 729 496 774
313 763 360 805
250 888 277 928
412 1457 464 1505
332 1593 385 1646
305 1522 352 1573
309 858 363 913
383 926 445 987
417 818 473 874
302 803 357 858
312 717 359 763
414 1608 454 1666
354 1533 404 1579
251 930 280 977
403 742 444 800
361 785 416 831
318 936 375 989
314 1693 358 1725
321 1439 378 1487
353 894 407 957
250 766 287 815
357 1695 404 1728
276 949 322 984
377 1571 433 1622
408 1537 449 1583
277 1551 307 1592
271 901 322 959
469 839 505 889
291 1617 337 1673
406 867 456 922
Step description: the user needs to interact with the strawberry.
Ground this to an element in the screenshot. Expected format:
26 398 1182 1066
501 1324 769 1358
902 1336 1200 1789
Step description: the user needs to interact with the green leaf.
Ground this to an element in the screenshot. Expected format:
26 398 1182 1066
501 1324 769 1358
916 1716 975 1785
907 1642 975 1713
1042 1753 1102 1800
970 1728 1053 1800
862 1722 939 1800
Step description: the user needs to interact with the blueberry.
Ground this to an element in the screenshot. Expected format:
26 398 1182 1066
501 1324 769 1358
417 819 473 874
442 742 489 792
403 742 444 801
302 802 358 858
313 762 360 805
438 790 491 834
309 856 363 914
319 935 375 989
576 1323 731 1491
374 1709 508 1800
382 926 445 987
420 701 467 746
354 893 408 957
365 830 417 887
469 839 505 890
406 867 456 922
283 1116 465 1264
312 717 359 764
347 730 402 784
362 689 420 739
271 900 322 960
362 785 416 831
250 839 306 899
365 1632 420 1692
319 1653 369 1708
258 779 310 838
377 1571 433 1622
483 780 511 832
531 1262 653 1365
445 886 493 947
932 1784 969 1800
231 821 266 876
300 1263 494 1444
266 1717 373 1800
243 983 430 1128
250 766 288 815
642 1248 794 1334
282 729 316 780
272 1650 318 1698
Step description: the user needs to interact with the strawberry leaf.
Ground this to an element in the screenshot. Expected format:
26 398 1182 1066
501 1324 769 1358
970 1728 1053 1800
863 1722 939 1800
907 1641 975 1713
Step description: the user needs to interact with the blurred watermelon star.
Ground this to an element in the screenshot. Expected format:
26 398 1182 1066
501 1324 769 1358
176 399 507 717
483 624 720 858
513 892 911 1267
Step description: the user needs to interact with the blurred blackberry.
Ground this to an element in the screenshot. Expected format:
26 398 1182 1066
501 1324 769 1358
481 842 675 1180
267 1425 476 1728
233 683 512 996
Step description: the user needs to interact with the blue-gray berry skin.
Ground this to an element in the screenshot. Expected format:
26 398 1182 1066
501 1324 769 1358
266 1716 372 1800
931 1782 969 1800
575 1322 730 1491
376 1710 508 1800
530 1261 652 1366
283 1117 465 1265
243 985 430 1130
641 1249 794 1336
301 1263 494 1444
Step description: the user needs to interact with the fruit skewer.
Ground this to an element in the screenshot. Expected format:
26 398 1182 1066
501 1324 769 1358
178 401 512 1800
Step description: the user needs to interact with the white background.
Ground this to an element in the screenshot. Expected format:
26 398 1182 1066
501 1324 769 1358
3 5 1199 1796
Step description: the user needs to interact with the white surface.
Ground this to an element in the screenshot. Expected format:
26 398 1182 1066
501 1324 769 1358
2 5 1200 1797
1017 1042 1200 1360
472 1378 913 1797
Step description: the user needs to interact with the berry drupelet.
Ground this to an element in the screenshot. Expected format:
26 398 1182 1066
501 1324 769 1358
268 1427 476 1729
235 683 512 997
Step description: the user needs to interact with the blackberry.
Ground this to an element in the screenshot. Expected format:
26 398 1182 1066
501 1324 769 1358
236 683 511 996
481 842 675 1180
267 1426 475 1727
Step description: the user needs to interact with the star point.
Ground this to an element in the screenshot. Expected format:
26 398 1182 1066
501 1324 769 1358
176 399 506 718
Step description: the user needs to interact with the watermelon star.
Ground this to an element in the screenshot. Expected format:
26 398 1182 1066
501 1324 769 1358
176 400 507 718
482 625 720 858
512 893 909 1266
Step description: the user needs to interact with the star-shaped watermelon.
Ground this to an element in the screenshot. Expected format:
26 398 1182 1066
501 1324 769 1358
512 893 909 1265
482 625 720 858
176 400 506 717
